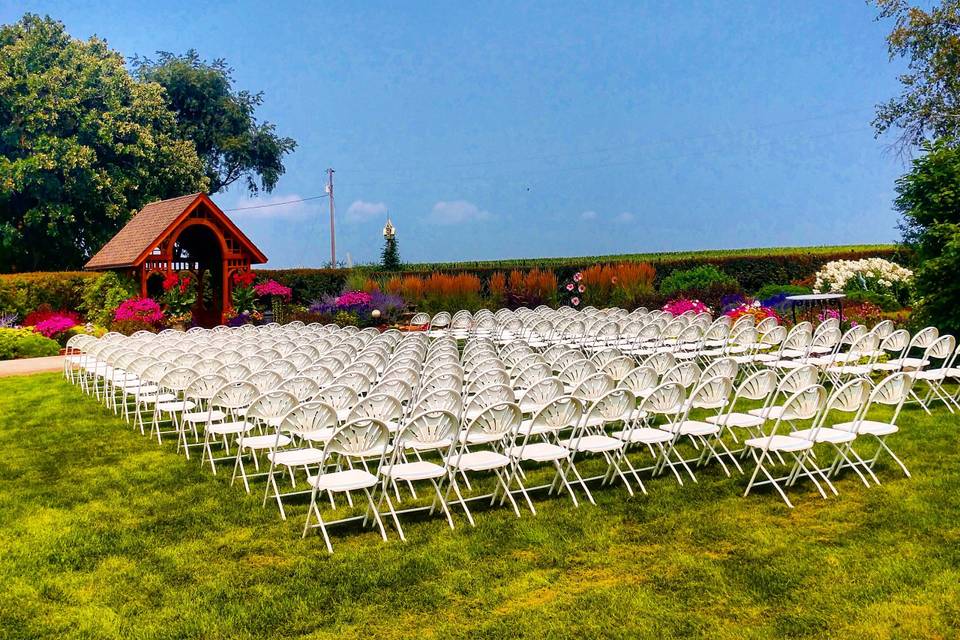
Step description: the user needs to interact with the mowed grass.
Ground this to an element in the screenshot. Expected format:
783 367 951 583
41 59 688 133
1 373 959 639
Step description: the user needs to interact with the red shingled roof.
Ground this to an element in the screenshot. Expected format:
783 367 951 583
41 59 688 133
84 193 266 269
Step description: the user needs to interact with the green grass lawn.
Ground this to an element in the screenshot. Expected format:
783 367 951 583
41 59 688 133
1 373 959 639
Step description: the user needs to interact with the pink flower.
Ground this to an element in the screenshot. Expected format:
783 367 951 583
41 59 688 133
578 284 585 293
335 291 373 308
253 279 293 301
662 298 712 315
566 283 575 291
34 315 76 338
571 297 580 306
114 297 165 324
573 272 582 282
611 276 618 285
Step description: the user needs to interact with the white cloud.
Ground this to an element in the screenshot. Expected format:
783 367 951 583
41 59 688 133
580 210 598 220
225 193 317 218
345 200 388 223
428 200 492 224
615 211 635 223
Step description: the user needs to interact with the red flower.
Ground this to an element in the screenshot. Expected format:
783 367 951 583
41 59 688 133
233 271 256 287
162 273 179 291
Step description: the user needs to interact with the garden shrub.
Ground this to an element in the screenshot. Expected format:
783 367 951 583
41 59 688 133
110 319 160 336
753 283 812 300
844 289 902 312
659 265 738 297
0 271 97 318
0 328 61 359
80 272 138 327
254 269 347 305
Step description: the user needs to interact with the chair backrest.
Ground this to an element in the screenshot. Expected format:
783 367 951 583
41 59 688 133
526 396 583 441
686 375 732 411
661 361 700 388
278 376 322 402
246 369 283 393
599 356 636 382
777 364 818 397
641 352 676 376
812 378 870 430
571 372 616 403
394 410 459 453
349 393 403 425
245 390 299 425
158 366 198 393
211 380 260 413
583 388 636 425
323 418 391 463
700 357 738 382
278 400 338 441
313 384 359 412
459 402 523 445
617 366 659 397
185 373 229 402
763 385 826 443
412 389 463 417
637 382 685 417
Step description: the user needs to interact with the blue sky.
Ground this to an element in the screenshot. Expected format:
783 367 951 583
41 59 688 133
7 1 909 267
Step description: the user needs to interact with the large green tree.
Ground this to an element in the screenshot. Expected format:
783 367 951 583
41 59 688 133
874 0 960 152
131 50 296 195
893 140 960 333
0 14 208 272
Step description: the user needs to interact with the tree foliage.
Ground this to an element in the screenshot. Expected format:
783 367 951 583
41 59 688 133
131 50 296 195
381 236 401 271
0 14 208 271
874 0 960 152
893 140 960 333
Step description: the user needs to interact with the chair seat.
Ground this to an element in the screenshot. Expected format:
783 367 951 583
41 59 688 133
664 420 720 437
790 427 856 444
381 460 446 481
747 405 786 420
833 420 899 437
184 410 225 424
744 435 813 452
241 434 292 450
207 420 251 435
156 399 196 413
506 442 570 462
561 434 624 453
705 412 764 429
268 447 326 466
307 468 379 492
446 450 511 471
612 427 673 445
914 369 947 380
828 364 871 376
139 392 176 405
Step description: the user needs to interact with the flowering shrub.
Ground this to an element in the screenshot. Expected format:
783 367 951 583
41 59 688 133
310 290 405 326
161 272 196 324
0 328 60 360
560 263 654 309
663 298 712 315
33 314 77 338
230 271 258 317
254 279 293 301
254 279 293 323
0 313 18 328
23 306 80 327
724 300 781 324
114 297 164 325
813 258 913 308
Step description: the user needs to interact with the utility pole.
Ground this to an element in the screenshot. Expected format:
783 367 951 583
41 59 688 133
326 167 336 267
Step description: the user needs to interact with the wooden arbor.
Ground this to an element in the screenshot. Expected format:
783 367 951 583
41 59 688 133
85 193 267 326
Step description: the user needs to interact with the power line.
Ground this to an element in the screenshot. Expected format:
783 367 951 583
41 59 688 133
224 194 328 211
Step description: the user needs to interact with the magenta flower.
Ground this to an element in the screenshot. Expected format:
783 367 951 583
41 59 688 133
335 291 373 308
662 298 712 315
34 315 76 338
114 297 165 324
253 279 293 301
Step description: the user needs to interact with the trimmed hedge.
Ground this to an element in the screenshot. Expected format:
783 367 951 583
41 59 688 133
0 328 61 359
0 246 909 315
0 272 99 318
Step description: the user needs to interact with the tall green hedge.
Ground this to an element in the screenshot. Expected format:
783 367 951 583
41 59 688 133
0 246 909 315
256 246 907 301
0 272 99 318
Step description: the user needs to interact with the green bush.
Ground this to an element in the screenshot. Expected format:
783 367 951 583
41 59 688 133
255 269 347 305
659 265 738 297
80 272 139 327
754 283 812 300
844 289 902 312
0 272 98 318
0 328 61 360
